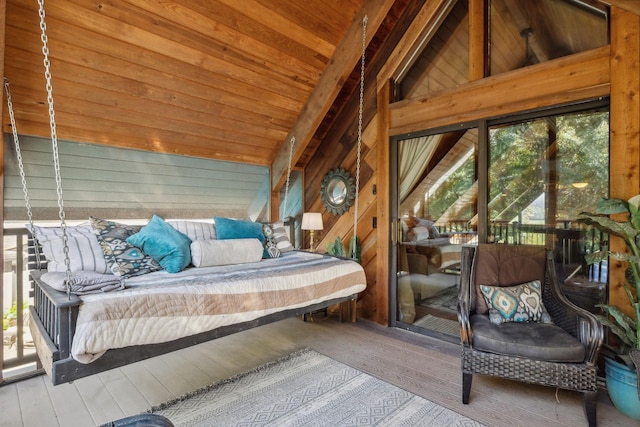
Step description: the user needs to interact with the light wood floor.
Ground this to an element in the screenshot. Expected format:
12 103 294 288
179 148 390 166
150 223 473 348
0 316 636 427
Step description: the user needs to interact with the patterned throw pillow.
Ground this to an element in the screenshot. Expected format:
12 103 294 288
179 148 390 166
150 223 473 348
270 221 294 252
28 224 109 274
262 224 281 258
89 217 161 277
479 280 552 325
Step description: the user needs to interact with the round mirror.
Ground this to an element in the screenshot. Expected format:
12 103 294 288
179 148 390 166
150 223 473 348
320 168 356 216
327 178 347 205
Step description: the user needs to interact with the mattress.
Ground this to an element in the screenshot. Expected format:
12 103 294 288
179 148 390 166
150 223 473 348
70 251 366 363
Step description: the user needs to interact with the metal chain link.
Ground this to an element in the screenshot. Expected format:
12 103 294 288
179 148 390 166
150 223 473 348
282 136 295 220
352 16 367 258
4 79 42 267
38 0 72 296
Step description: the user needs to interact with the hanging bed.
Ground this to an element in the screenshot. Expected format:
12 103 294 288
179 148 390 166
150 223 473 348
27 219 366 385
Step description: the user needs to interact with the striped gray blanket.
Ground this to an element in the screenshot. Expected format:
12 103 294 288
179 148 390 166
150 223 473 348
71 251 366 363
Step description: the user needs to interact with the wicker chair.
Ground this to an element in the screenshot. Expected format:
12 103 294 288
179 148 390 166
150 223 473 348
457 244 603 427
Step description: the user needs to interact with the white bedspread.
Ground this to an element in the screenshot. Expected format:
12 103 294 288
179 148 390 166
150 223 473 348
71 251 366 363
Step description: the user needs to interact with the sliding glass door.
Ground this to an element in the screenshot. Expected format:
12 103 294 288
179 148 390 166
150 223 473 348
488 105 610 281
391 101 609 340
394 125 478 341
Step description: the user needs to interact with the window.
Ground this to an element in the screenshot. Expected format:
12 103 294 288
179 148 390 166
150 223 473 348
490 0 608 75
488 104 609 280
397 0 469 100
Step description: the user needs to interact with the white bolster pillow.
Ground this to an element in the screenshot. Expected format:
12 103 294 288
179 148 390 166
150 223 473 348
190 238 263 267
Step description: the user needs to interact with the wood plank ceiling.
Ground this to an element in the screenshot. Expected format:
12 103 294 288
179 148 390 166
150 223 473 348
3 0 363 167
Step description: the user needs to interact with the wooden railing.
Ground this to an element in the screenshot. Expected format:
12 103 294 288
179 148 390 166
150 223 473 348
436 220 608 283
489 221 607 282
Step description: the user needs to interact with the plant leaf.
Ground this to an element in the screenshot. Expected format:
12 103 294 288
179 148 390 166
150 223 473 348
597 314 635 348
596 197 629 215
629 195 640 230
577 213 639 241
598 304 637 346
584 250 608 265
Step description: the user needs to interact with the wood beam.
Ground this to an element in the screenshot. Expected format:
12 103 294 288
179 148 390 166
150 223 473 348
609 5 640 316
468 0 487 81
389 46 611 136
270 0 396 194
377 0 454 85
603 0 640 17
375 79 392 325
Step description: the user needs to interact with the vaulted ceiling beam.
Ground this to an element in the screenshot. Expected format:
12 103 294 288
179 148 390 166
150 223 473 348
270 0 396 193
603 0 640 16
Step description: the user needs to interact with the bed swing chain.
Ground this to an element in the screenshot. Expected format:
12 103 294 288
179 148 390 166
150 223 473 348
3 79 42 267
38 0 73 296
352 15 367 259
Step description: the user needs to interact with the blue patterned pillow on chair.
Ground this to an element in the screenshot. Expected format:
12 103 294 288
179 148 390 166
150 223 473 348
479 280 552 325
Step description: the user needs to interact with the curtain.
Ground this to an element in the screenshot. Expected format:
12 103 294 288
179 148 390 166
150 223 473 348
399 134 441 202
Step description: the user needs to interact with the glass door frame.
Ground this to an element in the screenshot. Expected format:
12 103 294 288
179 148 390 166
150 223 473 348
389 121 479 335
388 96 610 332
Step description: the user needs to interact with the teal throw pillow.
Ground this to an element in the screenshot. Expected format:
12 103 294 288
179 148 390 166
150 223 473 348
214 217 270 258
127 215 192 273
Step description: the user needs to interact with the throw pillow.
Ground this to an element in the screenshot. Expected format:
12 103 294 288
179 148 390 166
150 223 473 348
262 223 281 258
214 217 271 257
429 224 440 239
270 221 294 252
479 280 552 325
214 217 265 242
190 238 263 267
127 215 192 273
407 226 431 241
167 220 216 240
28 224 109 274
89 217 161 277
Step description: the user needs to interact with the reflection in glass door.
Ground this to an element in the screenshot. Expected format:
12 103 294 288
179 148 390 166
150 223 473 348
487 107 610 302
396 127 478 341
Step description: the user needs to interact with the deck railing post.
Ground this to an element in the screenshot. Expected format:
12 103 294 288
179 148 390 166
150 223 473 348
1 227 41 384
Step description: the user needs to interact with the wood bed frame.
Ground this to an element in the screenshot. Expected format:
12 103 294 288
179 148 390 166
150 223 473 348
27 237 358 385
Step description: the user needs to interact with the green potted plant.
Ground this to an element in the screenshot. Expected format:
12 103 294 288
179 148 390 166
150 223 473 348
578 195 640 419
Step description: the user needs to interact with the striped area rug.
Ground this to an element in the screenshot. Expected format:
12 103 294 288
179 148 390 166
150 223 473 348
149 348 485 426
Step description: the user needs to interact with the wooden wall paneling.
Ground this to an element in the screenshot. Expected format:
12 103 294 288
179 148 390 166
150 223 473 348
609 6 640 316
4 0 368 173
303 0 424 324
4 5 295 165
2 15 303 118
377 0 449 85
56 0 320 90
270 0 396 193
389 46 611 136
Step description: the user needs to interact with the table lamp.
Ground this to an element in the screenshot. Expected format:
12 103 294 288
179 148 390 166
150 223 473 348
301 212 323 251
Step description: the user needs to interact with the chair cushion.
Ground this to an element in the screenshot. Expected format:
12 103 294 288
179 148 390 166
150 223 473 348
472 244 546 314
470 314 585 362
